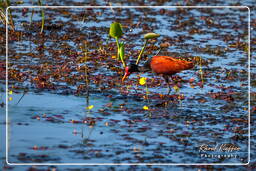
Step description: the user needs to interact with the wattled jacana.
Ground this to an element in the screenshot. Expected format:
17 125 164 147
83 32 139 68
122 56 194 94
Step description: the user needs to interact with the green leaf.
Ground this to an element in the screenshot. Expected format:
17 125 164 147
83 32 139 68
109 22 123 39
144 32 160 39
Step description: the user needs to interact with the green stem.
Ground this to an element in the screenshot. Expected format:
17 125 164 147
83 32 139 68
120 48 126 68
145 84 149 104
85 58 90 101
145 84 151 118
115 38 126 68
5 0 15 31
81 45 90 106
0 10 6 24
40 9 44 33
199 57 204 83
121 58 126 67
136 39 148 65
115 37 120 60
16 88 28 105
155 47 162 56
38 0 44 34
30 9 34 26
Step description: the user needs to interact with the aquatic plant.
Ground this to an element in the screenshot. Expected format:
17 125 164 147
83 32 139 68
79 41 91 122
109 22 160 68
194 56 204 87
80 41 90 98
139 77 152 117
0 0 15 30
136 32 160 65
143 105 149 110
139 77 147 86
155 42 171 56
29 8 34 26
38 0 45 34
16 88 28 105
8 90 12 101
86 105 94 110
109 22 126 67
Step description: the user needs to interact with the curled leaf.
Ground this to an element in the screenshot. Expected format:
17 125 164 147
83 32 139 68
109 22 123 39
144 32 160 39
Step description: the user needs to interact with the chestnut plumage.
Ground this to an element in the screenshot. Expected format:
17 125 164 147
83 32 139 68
122 56 194 94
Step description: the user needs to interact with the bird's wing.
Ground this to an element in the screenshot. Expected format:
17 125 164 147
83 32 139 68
150 56 193 75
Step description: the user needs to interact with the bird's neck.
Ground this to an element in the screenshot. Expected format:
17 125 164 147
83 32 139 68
137 65 151 72
138 58 152 72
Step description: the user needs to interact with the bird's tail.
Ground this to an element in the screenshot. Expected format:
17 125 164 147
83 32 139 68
182 60 194 70
187 61 194 69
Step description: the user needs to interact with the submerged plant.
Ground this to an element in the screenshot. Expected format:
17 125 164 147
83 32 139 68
109 22 126 67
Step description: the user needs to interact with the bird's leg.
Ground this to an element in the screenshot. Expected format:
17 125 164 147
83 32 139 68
163 75 171 95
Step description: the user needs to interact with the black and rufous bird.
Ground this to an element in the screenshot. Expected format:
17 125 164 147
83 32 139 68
122 56 194 94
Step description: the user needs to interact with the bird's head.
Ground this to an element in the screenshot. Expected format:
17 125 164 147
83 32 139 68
122 63 139 82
